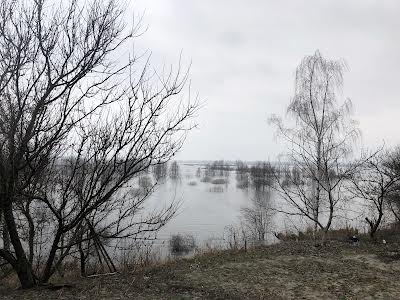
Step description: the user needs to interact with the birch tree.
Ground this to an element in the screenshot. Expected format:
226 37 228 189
269 51 359 244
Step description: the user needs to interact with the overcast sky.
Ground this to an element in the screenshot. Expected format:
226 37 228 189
131 0 400 161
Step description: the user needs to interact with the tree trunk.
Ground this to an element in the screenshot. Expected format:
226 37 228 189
79 246 86 276
366 213 382 241
78 235 86 276
3 203 36 288
312 137 322 246
40 229 62 283
26 209 35 264
1 210 11 250
313 219 319 246
321 228 328 246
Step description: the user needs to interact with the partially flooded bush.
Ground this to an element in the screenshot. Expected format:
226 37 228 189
236 179 249 189
200 176 212 183
211 178 227 185
138 175 153 193
169 234 196 255
188 180 197 186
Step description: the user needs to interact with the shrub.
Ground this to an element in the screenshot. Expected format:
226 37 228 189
236 180 249 189
211 178 227 185
169 234 196 255
200 176 212 183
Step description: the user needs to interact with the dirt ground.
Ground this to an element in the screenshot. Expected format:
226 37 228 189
2 241 400 299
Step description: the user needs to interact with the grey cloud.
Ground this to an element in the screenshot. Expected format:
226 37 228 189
131 0 400 160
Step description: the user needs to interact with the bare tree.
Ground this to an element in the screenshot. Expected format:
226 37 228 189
236 160 249 189
250 161 275 191
241 189 274 245
169 161 181 180
348 149 400 239
382 148 400 223
152 163 168 182
0 0 198 288
269 50 359 244
195 167 201 178
210 160 230 177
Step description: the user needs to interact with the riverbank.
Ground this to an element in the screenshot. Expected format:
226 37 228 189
2 239 400 299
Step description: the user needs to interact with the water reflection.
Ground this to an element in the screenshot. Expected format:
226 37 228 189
139 161 366 257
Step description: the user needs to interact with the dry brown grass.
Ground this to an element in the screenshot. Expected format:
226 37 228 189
2 240 400 299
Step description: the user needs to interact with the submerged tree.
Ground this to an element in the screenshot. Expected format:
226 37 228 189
269 51 359 244
0 0 197 288
152 163 168 182
169 161 181 180
250 161 275 191
236 160 249 189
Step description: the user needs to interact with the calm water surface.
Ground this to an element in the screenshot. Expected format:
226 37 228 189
144 162 368 251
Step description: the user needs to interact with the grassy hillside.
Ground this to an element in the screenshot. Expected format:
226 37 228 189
2 240 400 299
